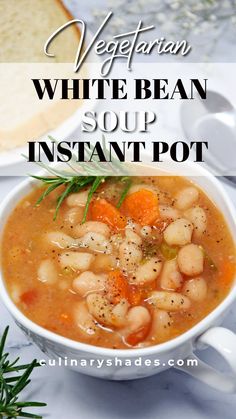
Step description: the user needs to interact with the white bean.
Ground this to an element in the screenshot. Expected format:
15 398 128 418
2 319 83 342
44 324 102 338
126 219 141 235
163 218 193 246
64 207 84 225
182 277 207 301
87 293 111 325
79 232 112 254
59 251 95 271
111 299 130 327
184 206 207 238
175 187 199 210
66 190 88 207
110 234 123 251
177 244 204 276
132 257 162 285
125 227 142 246
159 205 180 221
140 226 153 238
119 240 142 272
74 301 98 335
38 259 58 284
72 271 106 297
148 291 191 311
160 259 183 291
86 293 128 328
74 221 111 239
149 310 172 339
126 306 151 333
93 254 117 271
46 231 78 249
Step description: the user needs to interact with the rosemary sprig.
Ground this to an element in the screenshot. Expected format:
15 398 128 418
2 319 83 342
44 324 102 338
0 326 46 418
33 174 132 222
81 176 107 223
117 177 132 208
30 136 132 221
32 174 107 221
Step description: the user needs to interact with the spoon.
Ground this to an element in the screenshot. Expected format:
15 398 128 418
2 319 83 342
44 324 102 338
180 90 236 185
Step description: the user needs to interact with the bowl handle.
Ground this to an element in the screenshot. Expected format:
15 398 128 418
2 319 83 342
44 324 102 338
175 327 236 392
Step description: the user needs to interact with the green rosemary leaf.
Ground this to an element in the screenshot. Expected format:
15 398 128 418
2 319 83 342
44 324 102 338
53 180 76 220
5 376 23 383
10 361 36 398
31 160 74 179
73 176 95 190
31 175 64 183
6 356 21 369
0 326 9 359
35 181 64 207
15 412 43 418
14 403 47 408
0 327 46 418
5 362 40 373
82 176 106 224
117 178 132 208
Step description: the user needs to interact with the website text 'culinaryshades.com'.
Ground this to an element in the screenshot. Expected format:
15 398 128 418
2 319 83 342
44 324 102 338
39 357 198 369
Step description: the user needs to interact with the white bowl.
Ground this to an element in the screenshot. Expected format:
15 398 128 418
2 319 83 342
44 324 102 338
1 162 236 391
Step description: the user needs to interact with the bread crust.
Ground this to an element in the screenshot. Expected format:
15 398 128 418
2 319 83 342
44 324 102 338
0 0 83 151
56 0 81 40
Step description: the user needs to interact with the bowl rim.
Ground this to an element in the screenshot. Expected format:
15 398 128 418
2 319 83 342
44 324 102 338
0 162 236 358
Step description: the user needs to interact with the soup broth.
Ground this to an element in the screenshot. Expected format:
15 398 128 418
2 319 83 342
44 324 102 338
2 176 236 349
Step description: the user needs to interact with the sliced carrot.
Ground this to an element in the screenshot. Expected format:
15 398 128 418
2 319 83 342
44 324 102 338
218 261 236 287
121 189 159 226
126 323 151 346
90 198 126 231
106 270 129 304
21 290 38 305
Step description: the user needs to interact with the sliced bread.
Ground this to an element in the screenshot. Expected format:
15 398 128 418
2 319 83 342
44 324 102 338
0 0 83 151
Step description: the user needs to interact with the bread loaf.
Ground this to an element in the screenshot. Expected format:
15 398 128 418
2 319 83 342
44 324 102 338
0 0 82 151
